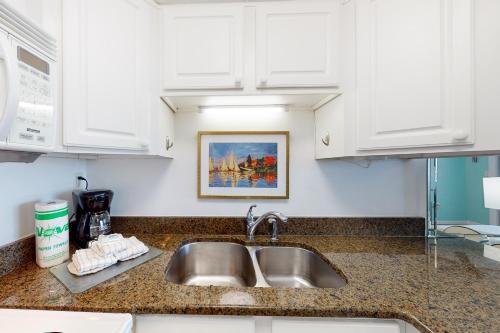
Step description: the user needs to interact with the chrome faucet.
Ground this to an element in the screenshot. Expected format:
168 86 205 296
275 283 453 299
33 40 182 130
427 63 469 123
246 205 288 241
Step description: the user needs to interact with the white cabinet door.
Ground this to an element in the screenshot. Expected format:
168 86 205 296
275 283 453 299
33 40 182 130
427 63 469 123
135 315 255 333
255 1 339 88
63 0 152 150
356 0 474 150
271 318 402 333
156 102 175 158
162 4 244 90
315 96 345 159
134 315 412 333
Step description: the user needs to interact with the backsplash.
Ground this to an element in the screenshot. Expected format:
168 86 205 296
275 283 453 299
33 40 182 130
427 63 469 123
0 157 86 247
112 216 425 237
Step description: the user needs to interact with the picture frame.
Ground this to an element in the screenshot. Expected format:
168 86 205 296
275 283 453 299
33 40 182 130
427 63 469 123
197 131 289 199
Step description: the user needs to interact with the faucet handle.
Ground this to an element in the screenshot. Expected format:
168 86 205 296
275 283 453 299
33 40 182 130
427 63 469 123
268 217 277 224
274 211 288 224
246 204 257 222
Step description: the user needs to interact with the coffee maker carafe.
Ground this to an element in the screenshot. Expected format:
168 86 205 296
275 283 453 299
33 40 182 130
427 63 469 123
71 189 114 248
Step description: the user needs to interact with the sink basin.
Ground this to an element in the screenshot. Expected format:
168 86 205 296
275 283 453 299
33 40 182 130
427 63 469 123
165 241 346 289
255 246 347 288
165 242 257 287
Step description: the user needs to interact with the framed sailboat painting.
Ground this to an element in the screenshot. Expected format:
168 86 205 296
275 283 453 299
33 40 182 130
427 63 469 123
198 131 289 199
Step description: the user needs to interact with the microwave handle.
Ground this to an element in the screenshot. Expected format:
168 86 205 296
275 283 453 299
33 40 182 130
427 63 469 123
0 33 19 140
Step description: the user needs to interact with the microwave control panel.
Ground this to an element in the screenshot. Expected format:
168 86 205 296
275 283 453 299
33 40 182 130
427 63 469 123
8 45 55 148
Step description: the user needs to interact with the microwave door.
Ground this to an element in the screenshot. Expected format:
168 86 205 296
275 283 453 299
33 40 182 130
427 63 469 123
0 32 19 140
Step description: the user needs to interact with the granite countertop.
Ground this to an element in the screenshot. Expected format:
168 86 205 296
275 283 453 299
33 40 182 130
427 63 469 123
0 233 499 333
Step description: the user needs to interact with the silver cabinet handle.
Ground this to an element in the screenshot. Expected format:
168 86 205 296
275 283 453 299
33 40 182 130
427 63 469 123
321 132 330 146
235 77 242 87
166 137 174 151
259 77 268 86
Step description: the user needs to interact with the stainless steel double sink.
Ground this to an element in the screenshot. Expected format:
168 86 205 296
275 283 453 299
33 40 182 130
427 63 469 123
165 242 347 289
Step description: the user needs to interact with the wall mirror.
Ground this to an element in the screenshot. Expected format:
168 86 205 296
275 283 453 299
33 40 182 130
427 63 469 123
427 155 500 247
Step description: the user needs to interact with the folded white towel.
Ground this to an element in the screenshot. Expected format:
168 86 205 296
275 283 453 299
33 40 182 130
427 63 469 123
67 262 110 276
68 235 149 276
114 236 149 261
91 233 127 257
70 248 117 275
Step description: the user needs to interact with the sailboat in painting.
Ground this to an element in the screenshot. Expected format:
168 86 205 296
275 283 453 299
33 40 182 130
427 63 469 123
219 158 228 172
209 157 215 172
239 161 253 172
227 152 240 172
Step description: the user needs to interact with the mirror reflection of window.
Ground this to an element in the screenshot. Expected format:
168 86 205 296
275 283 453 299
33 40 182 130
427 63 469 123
428 156 500 246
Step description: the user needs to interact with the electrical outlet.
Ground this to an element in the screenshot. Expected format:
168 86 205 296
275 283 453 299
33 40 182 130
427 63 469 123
73 172 85 190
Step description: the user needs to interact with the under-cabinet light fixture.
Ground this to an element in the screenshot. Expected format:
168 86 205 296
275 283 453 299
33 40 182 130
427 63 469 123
199 105 288 115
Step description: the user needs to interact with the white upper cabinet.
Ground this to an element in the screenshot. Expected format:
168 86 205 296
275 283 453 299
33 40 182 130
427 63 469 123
255 1 339 89
315 96 345 159
63 0 153 150
162 4 244 90
161 1 340 93
356 0 474 150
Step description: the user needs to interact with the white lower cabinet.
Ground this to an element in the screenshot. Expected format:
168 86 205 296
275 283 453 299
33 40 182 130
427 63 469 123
134 315 420 333
134 315 255 333
272 318 402 333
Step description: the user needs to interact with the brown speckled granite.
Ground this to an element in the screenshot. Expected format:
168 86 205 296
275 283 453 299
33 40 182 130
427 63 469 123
0 236 34 277
0 234 498 333
112 216 425 237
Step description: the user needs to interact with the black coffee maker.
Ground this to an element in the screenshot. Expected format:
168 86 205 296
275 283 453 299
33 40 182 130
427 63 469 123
71 186 114 248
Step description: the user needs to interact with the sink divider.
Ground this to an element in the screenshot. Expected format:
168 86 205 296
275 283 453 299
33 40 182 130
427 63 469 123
246 246 272 288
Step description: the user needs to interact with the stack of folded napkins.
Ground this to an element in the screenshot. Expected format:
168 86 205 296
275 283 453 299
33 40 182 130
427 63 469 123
67 234 149 276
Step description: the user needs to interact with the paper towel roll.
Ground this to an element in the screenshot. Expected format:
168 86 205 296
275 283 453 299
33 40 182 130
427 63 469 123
35 200 69 268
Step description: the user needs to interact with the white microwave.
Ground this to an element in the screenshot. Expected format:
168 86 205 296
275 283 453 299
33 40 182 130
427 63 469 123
0 3 57 153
